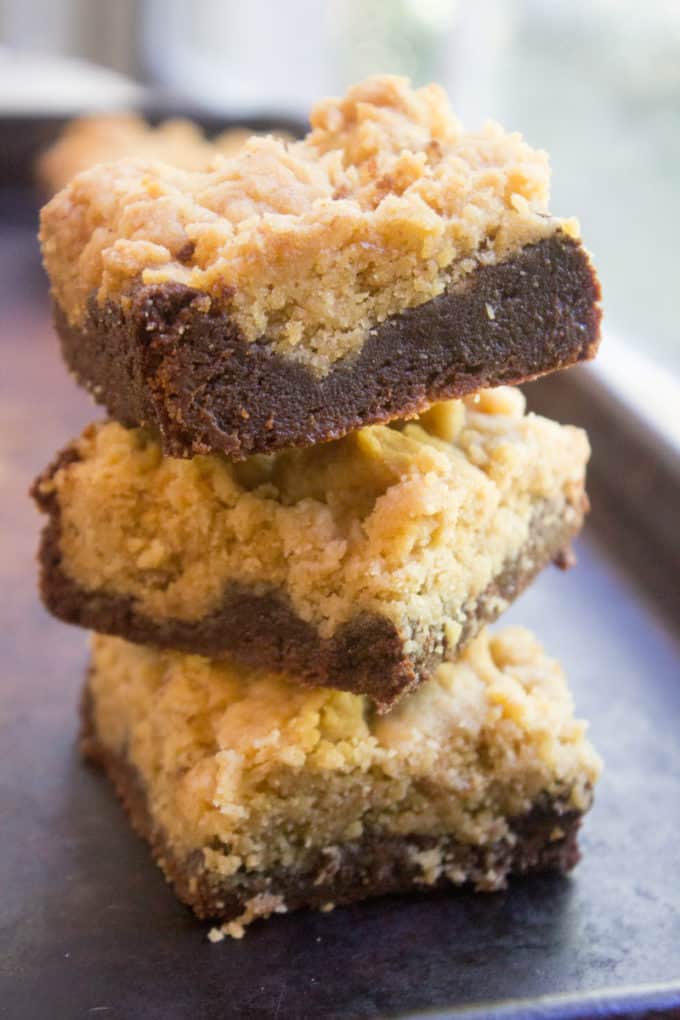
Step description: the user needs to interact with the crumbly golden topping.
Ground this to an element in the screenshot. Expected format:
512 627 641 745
36 113 265 195
38 390 589 644
40 75 578 375
88 626 601 875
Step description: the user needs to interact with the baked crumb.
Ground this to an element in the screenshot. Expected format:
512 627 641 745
207 895 287 940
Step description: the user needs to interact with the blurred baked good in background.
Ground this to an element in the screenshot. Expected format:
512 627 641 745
36 112 288 194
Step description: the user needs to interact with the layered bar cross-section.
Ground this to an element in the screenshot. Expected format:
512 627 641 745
33 388 589 708
82 626 601 938
40 75 601 458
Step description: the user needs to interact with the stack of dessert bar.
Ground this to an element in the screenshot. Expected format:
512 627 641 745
33 76 603 939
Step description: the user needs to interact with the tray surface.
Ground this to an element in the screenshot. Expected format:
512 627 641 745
1 204 679 1020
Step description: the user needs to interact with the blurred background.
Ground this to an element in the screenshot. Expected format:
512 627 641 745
1 0 679 379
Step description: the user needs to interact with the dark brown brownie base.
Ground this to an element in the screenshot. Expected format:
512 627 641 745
34 454 586 709
80 689 584 928
55 232 601 459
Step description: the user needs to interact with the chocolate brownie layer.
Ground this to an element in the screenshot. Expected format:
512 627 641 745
37 487 584 709
54 233 600 458
81 627 600 935
82 702 584 928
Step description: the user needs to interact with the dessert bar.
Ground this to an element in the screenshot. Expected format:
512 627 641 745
34 389 589 709
40 76 601 459
82 626 600 938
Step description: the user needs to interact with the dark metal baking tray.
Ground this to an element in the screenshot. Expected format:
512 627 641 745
1 195 679 1020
